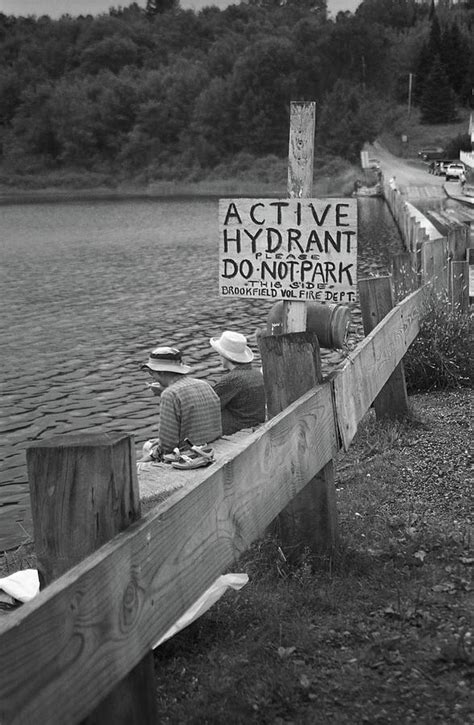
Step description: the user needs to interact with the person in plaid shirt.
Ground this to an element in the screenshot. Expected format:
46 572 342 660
141 346 222 455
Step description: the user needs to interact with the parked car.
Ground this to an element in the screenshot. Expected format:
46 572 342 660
368 158 380 170
418 147 445 161
433 159 456 176
445 162 465 181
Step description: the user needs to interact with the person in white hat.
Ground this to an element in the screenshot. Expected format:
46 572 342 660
141 346 222 456
210 331 266 435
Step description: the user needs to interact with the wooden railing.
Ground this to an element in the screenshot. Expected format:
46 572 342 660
3 179 469 724
384 180 470 310
0 278 430 725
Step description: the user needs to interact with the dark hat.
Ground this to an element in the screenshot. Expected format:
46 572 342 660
141 347 193 374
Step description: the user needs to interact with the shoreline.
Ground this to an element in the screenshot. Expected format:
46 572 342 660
0 169 361 205
0 183 288 205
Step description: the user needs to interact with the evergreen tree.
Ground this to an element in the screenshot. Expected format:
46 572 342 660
414 41 432 104
427 12 441 56
440 23 469 98
420 54 456 124
146 0 179 16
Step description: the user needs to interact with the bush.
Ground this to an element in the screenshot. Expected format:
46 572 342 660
404 294 472 392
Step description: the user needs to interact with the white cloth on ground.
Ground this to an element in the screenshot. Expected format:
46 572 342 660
0 569 39 602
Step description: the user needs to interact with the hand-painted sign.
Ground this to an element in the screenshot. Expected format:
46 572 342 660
218 198 358 303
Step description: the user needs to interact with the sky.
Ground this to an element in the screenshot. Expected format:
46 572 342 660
0 0 360 17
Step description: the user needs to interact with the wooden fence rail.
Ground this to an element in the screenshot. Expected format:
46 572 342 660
384 180 470 309
0 281 429 725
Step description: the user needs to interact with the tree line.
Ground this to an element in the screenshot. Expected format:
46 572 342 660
0 0 472 181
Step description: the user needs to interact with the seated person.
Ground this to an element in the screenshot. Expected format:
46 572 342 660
210 330 266 435
141 346 222 456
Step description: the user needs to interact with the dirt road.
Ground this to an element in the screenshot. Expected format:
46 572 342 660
368 141 446 195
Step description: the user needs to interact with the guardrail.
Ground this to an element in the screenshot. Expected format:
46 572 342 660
0 276 431 724
384 180 470 310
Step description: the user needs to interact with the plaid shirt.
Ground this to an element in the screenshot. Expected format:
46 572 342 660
159 376 222 453
213 365 266 435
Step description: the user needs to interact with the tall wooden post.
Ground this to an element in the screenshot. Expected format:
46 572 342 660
359 276 409 420
451 261 469 312
391 252 418 302
447 225 469 311
283 101 315 334
27 433 158 724
259 101 338 561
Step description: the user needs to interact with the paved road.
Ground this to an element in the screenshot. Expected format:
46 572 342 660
370 142 447 199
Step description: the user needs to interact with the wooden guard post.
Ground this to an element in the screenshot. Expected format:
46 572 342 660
391 252 418 302
258 101 338 560
358 276 409 420
27 432 158 724
447 225 469 312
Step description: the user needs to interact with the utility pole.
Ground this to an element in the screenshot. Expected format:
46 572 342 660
408 73 413 117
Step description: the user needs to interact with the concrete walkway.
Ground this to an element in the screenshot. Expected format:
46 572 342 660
444 181 474 207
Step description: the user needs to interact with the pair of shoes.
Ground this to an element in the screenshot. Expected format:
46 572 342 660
171 455 211 470
170 445 215 470
163 447 182 463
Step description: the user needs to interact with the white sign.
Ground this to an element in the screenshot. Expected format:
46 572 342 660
218 198 357 303
360 151 369 169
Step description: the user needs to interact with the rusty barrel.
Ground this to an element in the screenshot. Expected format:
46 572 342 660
266 301 350 349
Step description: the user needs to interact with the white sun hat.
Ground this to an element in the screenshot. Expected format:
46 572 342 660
209 331 254 364
141 347 193 374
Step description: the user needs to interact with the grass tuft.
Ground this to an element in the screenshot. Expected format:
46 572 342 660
404 293 472 392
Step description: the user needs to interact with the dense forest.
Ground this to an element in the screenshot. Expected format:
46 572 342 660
0 0 472 185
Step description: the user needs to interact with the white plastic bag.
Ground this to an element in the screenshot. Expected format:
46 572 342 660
0 569 40 602
153 573 249 648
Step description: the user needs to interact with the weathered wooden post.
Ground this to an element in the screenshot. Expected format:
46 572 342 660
451 261 469 312
258 102 340 559
447 224 469 311
358 276 409 420
27 432 158 724
391 252 418 301
421 237 448 295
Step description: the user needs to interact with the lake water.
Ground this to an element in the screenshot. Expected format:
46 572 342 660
1 196 404 549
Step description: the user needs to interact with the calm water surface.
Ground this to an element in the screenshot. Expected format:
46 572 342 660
1 196 404 549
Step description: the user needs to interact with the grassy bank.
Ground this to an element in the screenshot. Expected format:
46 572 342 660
0 154 360 201
151 389 472 724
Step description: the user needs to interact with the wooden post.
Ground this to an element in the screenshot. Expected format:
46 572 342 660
447 225 469 312
447 224 469 262
27 433 158 724
451 260 469 312
259 331 323 418
358 276 409 420
421 238 448 295
283 101 315 334
391 252 418 301
260 101 338 561
259 331 337 557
